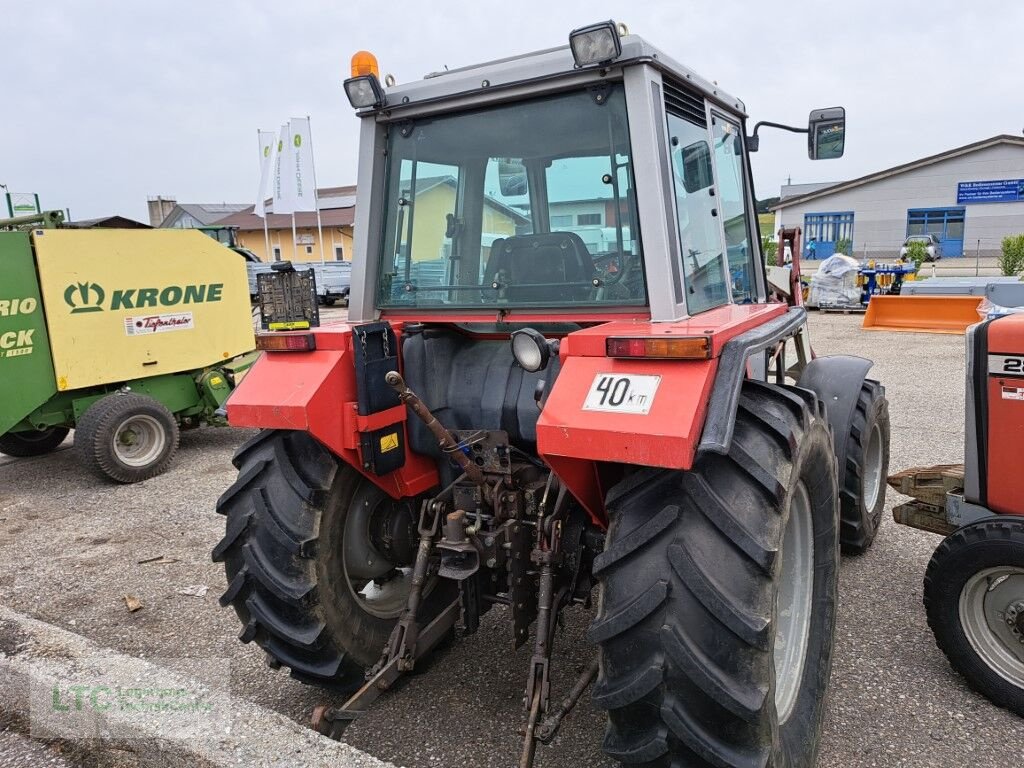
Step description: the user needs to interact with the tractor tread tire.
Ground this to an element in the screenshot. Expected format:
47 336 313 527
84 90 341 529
213 429 353 686
214 429 457 690
923 518 1024 716
592 380 839 768
839 380 890 554
0 427 70 458
74 394 179 483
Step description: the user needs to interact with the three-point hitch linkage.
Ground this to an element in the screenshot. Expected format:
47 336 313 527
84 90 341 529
311 372 599 767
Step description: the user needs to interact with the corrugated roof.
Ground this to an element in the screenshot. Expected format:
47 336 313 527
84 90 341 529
161 203 249 226
213 206 356 231
66 215 152 229
772 134 1024 211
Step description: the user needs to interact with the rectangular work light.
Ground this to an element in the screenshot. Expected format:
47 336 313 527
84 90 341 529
569 20 622 67
606 336 711 359
344 74 385 110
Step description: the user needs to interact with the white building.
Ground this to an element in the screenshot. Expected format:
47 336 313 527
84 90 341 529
772 135 1024 259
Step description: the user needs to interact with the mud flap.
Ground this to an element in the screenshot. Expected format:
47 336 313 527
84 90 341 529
797 354 873 489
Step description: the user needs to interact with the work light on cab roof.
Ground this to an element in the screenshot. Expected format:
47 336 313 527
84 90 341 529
568 20 624 67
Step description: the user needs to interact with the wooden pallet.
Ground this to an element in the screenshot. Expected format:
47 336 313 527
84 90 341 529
887 464 965 505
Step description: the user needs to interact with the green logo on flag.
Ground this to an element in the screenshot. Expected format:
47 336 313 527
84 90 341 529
293 134 302 148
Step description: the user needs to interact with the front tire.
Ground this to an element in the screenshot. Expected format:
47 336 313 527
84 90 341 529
839 380 890 554
74 394 179 483
923 518 1024 716
590 381 839 767
0 427 70 457
213 429 456 688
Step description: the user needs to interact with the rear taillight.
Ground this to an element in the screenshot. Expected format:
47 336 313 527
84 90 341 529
606 336 710 359
256 332 317 352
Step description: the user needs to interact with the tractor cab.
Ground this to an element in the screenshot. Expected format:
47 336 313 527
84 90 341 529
348 26 771 325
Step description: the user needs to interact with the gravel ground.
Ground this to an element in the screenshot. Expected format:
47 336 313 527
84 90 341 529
0 312 1020 767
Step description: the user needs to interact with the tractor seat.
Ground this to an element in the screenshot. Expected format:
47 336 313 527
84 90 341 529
483 232 595 303
401 327 560 467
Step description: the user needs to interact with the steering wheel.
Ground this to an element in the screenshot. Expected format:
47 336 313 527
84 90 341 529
592 251 631 286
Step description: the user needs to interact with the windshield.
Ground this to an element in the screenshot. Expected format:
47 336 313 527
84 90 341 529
377 84 645 310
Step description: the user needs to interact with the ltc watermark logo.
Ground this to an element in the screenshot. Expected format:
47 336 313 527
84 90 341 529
30 657 230 742
64 282 105 314
50 684 214 714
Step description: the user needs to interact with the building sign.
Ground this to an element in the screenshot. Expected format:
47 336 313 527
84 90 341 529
957 179 1024 205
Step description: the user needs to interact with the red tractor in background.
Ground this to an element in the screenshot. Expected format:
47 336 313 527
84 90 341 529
213 21 892 767
891 313 1024 717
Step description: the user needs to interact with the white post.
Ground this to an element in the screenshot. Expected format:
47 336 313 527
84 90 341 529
305 115 328 264
291 213 298 261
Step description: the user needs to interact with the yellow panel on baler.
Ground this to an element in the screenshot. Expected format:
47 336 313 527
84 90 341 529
32 229 254 391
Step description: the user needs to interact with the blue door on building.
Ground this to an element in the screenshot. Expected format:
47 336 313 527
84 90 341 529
906 208 966 257
803 212 855 259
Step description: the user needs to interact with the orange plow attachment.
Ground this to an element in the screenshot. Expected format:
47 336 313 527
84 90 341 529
862 295 982 334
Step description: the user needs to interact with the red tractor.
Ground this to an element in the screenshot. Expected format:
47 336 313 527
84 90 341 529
891 313 1024 717
214 22 891 767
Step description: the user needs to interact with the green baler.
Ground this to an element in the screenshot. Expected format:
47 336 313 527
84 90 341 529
0 213 257 482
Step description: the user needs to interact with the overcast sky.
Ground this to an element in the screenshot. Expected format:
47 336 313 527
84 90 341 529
4 1 1022 222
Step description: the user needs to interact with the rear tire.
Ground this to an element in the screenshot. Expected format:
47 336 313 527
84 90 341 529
213 429 456 688
923 518 1024 716
839 380 890 554
74 394 179 483
591 381 839 767
0 427 69 457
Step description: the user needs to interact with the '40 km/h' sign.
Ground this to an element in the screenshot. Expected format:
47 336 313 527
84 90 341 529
583 373 661 415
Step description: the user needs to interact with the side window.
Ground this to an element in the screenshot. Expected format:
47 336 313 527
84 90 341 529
666 112 728 314
711 115 756 303
381 159 461 303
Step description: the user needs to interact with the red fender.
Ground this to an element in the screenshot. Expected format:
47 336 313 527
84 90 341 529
226 324 439 499
538 303 787 526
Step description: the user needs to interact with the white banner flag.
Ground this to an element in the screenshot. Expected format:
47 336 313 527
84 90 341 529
289 117 317 213
254 130 276 217
272 124 296 214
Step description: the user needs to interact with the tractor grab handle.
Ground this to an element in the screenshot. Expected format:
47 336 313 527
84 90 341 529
385 371 485 486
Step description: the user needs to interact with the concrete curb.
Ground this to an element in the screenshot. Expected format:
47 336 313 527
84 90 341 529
0 605 398 767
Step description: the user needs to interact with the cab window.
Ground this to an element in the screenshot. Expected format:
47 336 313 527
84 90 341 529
666 111 728 314
711 115 756 303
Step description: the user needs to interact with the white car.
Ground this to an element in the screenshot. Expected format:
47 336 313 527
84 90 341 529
900 234 942 261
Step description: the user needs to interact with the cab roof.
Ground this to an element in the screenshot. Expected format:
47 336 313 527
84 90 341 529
372 34 746 119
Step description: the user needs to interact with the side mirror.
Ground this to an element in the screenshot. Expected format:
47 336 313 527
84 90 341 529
497 158 528 197
808 107 846 160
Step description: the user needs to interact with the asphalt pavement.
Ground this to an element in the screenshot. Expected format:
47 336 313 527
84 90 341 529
0 312 1020 767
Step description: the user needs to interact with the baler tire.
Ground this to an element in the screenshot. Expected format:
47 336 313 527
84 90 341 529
591 381 839 768
213 429 456 689
0 427 70 457
839 379 890 554
75 394 179 483
923 519 1024 716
